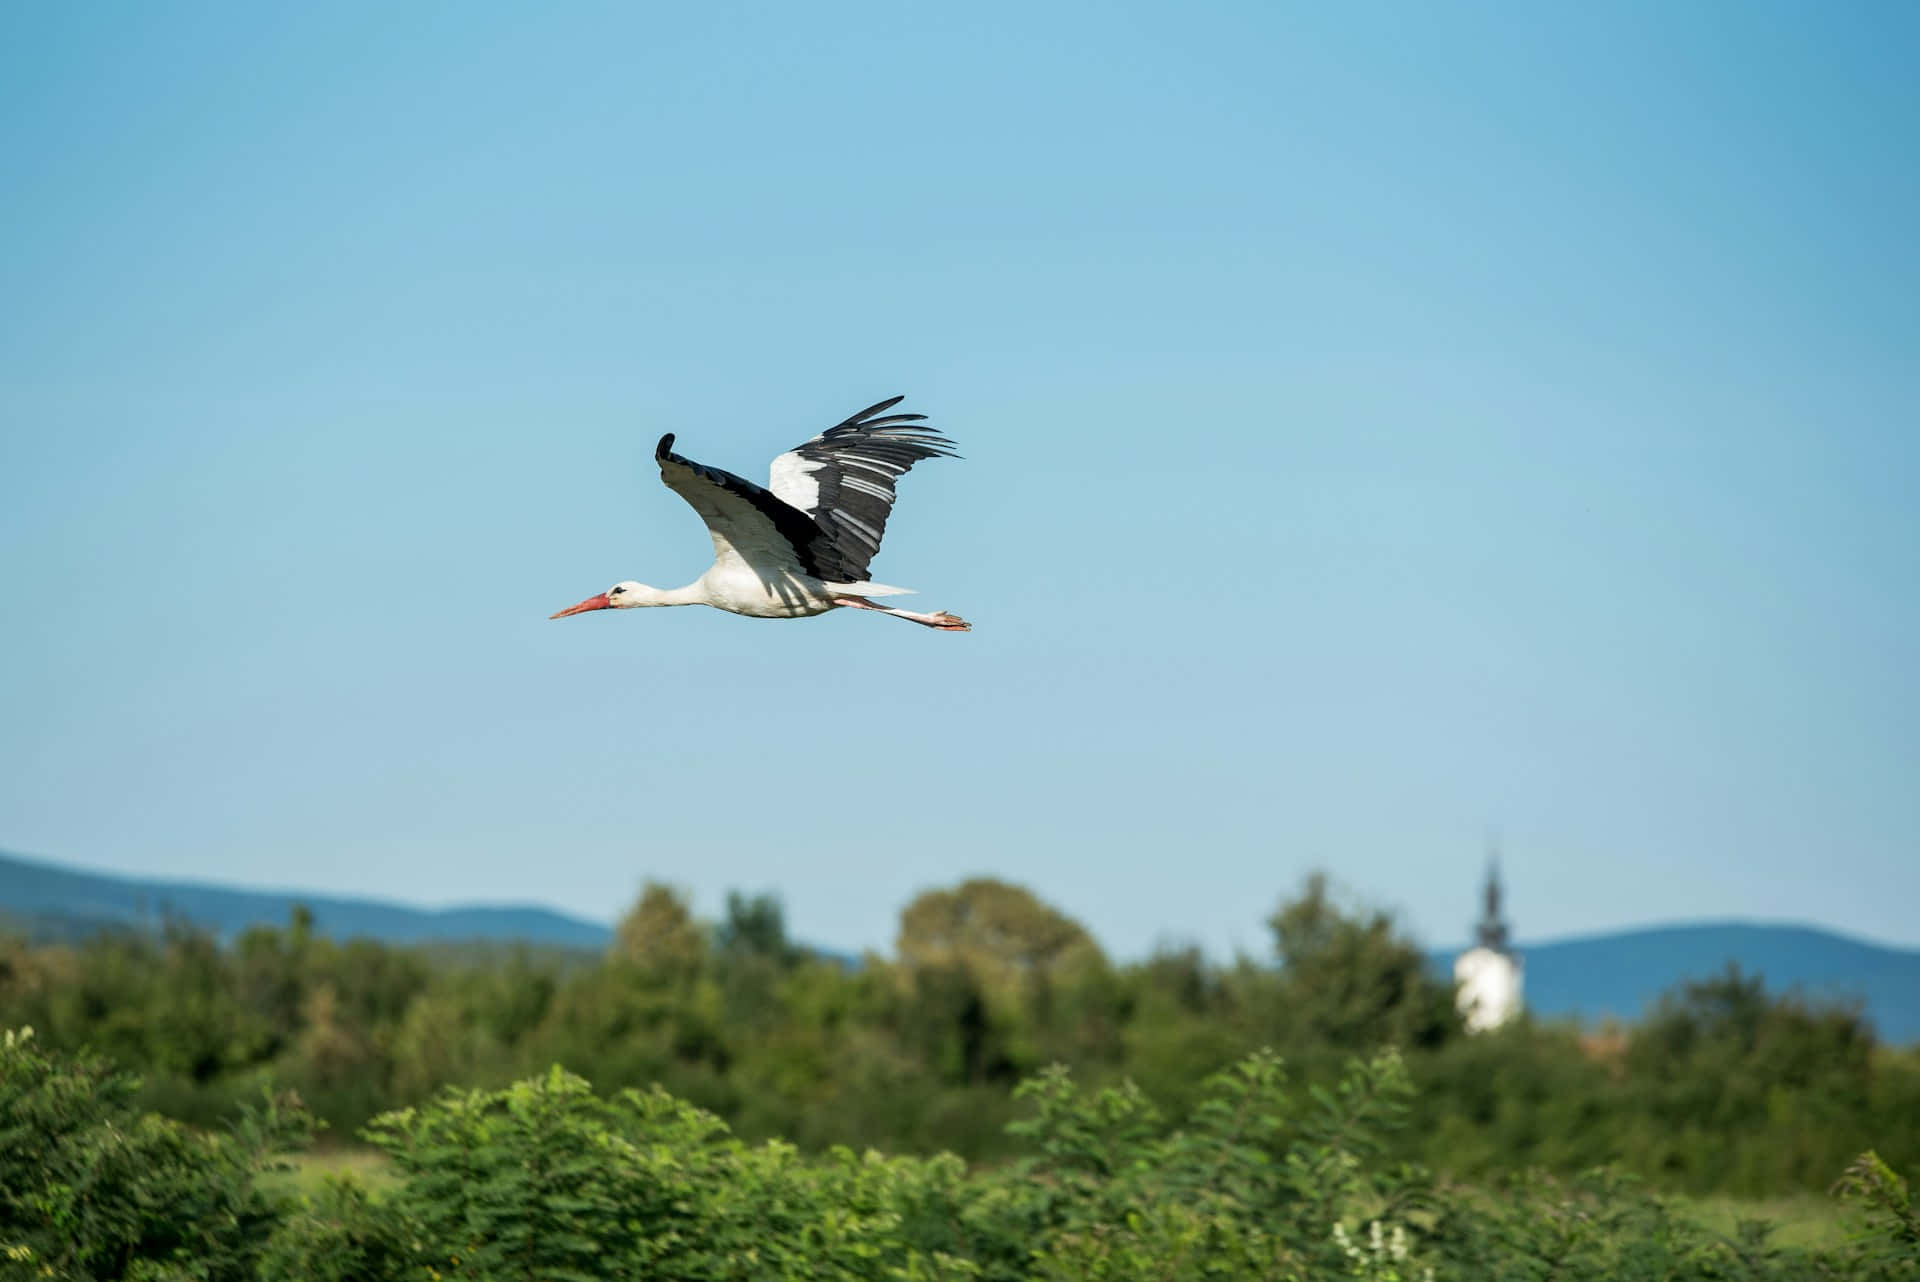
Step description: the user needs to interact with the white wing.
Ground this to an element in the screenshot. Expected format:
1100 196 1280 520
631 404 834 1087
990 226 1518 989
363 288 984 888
654 434 826 578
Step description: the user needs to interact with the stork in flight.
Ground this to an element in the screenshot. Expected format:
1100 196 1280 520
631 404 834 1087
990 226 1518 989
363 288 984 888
549 396 971 631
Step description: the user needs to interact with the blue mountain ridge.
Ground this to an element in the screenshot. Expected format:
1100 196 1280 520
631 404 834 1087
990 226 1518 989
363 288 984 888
1430 921 1920 1044
4 850 1914 1042
0 848 611 949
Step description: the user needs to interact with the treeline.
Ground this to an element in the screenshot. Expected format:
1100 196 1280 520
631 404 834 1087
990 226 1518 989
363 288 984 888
1 873 1916 1197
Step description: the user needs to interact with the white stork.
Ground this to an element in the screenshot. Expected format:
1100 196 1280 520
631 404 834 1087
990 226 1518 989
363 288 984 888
549 396 971 631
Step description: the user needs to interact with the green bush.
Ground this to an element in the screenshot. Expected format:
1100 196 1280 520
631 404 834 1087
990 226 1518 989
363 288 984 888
5 1028 1920 1281
253 1176 410 1282
345 1048 1435 1282
0 1027 304 1281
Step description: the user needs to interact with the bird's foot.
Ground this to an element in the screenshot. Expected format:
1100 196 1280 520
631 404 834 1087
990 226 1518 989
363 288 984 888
928 611 971 632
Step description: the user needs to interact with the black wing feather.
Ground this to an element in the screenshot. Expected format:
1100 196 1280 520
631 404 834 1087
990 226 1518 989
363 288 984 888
655 433 858 582
770 397 959 582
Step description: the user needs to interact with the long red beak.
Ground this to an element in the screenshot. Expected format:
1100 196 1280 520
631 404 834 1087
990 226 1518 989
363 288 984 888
549 593 612 619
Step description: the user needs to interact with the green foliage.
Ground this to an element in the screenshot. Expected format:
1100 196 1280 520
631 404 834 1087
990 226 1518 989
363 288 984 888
253 1176 410 1282
1832 1151 1920 1280
1268 872 1459 1052
2 876 1916 1203
366 1066 722 1280
362 1061 990 1281
995 1047 1436 1281
0 1026 307 1281
716 890 804 969
610 881 707 979
3 1031 1919 1281
896 878 1104 989
1609 964 1887 1192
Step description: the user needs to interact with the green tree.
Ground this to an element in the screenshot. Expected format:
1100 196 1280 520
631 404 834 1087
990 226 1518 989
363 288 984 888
611 882 708 980
1266 872 1458 1052
715 890 800 967
896 878 1104 996
1619 964 1884 1192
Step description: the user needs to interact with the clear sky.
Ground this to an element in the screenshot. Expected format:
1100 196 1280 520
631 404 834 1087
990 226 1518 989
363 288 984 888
2 2 1915 960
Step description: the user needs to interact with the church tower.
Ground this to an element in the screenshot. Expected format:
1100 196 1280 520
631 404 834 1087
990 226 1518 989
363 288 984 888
1453 854 1523 1032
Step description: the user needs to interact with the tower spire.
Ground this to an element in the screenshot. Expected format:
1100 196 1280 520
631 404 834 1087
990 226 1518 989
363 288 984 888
1455 839 1524 1032
1475 846 1510 953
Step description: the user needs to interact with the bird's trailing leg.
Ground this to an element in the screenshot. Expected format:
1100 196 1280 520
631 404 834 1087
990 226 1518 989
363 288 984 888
832 595 971 631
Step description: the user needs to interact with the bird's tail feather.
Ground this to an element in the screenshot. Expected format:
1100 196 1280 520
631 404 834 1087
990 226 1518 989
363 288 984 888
822 580 917 596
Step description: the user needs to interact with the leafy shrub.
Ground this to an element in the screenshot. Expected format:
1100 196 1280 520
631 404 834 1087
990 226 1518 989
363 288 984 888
1832 1151 1920 1281
363 1064 978 1281
5 1024 1919 1280
253 1176 410 1282
0 1026 305 1281
348 1047 1438 1281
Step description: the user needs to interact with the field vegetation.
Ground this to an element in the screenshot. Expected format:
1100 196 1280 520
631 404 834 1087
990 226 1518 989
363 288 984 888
2 873 1917 1278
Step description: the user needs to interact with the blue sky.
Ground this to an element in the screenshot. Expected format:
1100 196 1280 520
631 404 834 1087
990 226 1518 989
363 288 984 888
2 2 1915 959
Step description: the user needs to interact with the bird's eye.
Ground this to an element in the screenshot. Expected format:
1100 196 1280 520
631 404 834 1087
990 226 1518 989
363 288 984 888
610 586 625 595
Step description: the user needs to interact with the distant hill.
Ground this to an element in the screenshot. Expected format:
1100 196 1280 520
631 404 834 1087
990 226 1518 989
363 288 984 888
0 848 612 950
7 850 1915 1042
1433 922 1920 1044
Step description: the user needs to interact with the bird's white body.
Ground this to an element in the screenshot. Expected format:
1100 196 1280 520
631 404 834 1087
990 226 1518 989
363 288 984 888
698 566 831 618
550 396 970 632
614 569 881 619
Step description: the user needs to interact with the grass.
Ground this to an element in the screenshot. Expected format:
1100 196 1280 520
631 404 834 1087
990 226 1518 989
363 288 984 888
1672 1191 1866 1251
263 1146 400 1198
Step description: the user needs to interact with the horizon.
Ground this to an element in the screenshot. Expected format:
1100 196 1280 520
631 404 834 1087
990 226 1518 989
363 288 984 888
3 3 1916 960
7 843 1917 961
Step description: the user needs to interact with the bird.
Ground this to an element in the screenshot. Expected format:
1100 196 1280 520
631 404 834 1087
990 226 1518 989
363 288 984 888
549 395 971 631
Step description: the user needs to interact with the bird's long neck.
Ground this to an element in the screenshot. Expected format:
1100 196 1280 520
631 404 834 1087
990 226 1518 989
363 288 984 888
635 582 706 607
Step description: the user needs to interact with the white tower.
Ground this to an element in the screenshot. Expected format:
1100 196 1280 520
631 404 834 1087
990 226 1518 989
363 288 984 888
1453 857 1523 1033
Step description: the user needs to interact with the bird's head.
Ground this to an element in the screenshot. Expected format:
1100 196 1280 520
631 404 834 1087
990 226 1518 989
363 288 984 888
549 581 655 618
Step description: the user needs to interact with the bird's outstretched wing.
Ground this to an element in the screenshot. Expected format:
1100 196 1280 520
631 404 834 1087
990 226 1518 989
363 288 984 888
766 396 959 583
654 435 845 579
